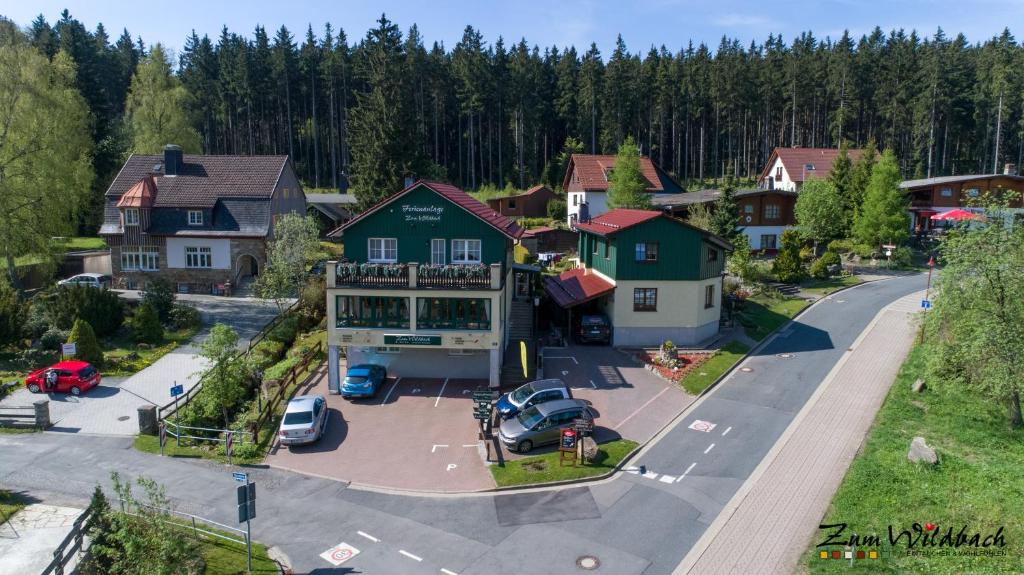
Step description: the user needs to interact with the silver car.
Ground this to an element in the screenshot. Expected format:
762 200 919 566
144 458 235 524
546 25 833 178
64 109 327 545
57 273 111 289
498 398 594 453
278 395 328 447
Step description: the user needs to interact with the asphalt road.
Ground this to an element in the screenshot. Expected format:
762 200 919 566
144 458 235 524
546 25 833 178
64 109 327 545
0 274 927 575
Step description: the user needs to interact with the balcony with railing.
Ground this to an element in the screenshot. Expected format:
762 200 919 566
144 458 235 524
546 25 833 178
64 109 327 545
330 261 502 290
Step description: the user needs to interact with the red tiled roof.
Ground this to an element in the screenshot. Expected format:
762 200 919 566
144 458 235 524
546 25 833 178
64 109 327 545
105 154 290 207
574 209 661 236
329 180 523 240
562 154 682 193
116 176 157 208
543 267 615 308
522 226 554 236
760 147 865 183
488 184 553 202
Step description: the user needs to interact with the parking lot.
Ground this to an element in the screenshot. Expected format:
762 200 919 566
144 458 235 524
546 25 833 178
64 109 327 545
266 374 495 492
266 345 696 491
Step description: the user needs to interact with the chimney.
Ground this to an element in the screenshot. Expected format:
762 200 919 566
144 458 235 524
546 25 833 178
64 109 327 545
163 144 183 176
1004 163 1018 176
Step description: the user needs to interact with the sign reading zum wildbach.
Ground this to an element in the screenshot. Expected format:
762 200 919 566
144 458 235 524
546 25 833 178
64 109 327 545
384 334 442 346
402 204 444 222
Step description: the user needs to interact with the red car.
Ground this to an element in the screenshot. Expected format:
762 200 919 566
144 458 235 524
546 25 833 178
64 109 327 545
25 360 101 396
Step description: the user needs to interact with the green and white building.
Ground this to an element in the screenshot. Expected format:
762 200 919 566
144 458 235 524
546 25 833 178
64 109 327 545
325 180 525 389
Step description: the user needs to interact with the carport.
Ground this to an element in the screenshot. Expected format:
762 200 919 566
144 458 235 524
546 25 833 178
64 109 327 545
542 267 615 344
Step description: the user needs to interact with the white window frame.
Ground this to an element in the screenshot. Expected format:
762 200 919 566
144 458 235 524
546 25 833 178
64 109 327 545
184 246 212 268
124 208 139 226
187 210 203 225
940 187 953 198
764 204 780 220
430 238 446 265
452 239 481 264
368 238 398 263
121 247 159 271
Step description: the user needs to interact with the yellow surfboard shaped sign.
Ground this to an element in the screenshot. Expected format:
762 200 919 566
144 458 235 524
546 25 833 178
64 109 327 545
520 341 528 379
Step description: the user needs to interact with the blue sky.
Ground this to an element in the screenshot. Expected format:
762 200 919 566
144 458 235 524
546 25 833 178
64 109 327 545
3 0 1020 60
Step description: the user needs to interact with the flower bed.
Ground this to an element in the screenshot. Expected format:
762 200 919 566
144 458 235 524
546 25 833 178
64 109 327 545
631 349 714 383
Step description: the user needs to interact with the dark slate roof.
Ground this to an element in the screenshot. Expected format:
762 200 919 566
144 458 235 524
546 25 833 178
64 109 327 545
146 199 270 237
104 154 289 207
329 180 524 240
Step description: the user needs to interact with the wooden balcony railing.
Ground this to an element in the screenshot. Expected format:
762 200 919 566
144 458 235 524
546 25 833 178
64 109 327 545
334 263 410 287
330 261 502 289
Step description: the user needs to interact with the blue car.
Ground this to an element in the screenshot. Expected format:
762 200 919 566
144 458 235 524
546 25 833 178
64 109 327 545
341 364 387 398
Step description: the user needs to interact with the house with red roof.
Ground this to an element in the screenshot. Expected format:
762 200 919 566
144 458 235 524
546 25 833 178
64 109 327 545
486 185 558 218
758 147 864 192
325 180 526 388
99 145 306 293
562 154 683 226
544 209 732 346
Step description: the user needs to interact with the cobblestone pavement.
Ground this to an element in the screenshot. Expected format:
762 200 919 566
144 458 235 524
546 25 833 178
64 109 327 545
0 503 86 575
678 291 923 575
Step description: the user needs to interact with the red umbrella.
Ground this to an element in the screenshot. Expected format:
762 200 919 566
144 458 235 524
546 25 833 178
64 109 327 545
930 209 982 221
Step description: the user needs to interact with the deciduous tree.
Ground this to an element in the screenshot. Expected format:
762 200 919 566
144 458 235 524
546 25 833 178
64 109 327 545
795 179 844 250
125 43 202 154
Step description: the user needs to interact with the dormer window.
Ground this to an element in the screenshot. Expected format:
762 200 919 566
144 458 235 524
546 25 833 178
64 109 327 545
124 208 139 226
188 210 203 226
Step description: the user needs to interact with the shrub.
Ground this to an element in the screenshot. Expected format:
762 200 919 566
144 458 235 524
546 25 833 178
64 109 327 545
45 286 124 337
251 339 286 369
39 327 68 351
264 355 301 381
519 217 551 228
68 319 103 367
17 348 53 370
547 198 567 221
168 304 201 331
892 246 912 267
827 239 855 253
298 278 326 325
799 246 815 262
22 300 50 339
771 230 805 284
267 315 300 345
0 277 23 347
853 243 876 259
131 304 164 344
809 250 842 279
723 277 741 297
141 277 175 322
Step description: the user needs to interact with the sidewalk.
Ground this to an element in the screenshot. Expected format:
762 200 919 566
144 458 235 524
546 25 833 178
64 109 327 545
0 503 85 575
676 290 924 575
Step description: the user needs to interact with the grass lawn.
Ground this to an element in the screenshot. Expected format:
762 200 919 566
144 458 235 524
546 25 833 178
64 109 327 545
103 325 201 377
737 295 809 341
0 490 27 525
800 275 864 296
677 340 751 395
13 237 107 266
804 346 1024 574
199 532 279 574
491 439 639 487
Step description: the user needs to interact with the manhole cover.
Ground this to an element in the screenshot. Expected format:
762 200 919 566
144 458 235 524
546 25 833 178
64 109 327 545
740 367 753 372
776 353 794 359
117 416 130 421
576 555 601 570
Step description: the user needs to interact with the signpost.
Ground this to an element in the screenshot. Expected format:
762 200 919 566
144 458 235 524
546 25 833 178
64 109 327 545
559 428 578 467
473 388 496 460
170 383 184 446
919 255 936 343
158 422 166 456
61 342 76 359
234 472 255 573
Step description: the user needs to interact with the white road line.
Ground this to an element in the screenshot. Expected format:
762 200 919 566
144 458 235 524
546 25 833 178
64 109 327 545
659 475 676 483
546 356 579 365
357 531 379 543
589 379 597 389
675 462 697 483
721 426 732 437
704 443 715 454
441 569 460 575
435 378 449 407
399 550 423 562
641 471 659 480
462 444 478 448
613 386 671 431
431 444 449 453
380 378 401 406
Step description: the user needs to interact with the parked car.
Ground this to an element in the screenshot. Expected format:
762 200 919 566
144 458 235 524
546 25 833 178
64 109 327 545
309 259 327 276
578 314 611 344
57 273 111 289
24 361 101 396
498 398 594 453
495 379 573 420
341 364 387 398
278 395 328 446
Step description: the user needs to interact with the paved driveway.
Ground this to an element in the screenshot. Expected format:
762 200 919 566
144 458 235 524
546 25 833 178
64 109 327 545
1 296 281 436
266 372 494 491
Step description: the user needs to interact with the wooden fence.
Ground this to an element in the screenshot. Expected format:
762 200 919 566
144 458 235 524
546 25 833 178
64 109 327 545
157 300 299 421
250 341 323 443
40 507 92 575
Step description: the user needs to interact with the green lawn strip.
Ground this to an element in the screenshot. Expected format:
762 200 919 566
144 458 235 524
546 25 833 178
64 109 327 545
13 237 108 266
0 490 27 525
102 325 200 377
800 275 864 296
164 523 277 574
677 340 751 395
804 346 1024 574
738 295 809 341
491 439 639 487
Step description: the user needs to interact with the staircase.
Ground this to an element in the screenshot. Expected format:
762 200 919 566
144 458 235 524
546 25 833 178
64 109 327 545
501 300 536 388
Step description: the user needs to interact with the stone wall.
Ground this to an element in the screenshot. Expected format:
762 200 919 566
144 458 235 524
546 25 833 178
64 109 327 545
111 237 266 294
